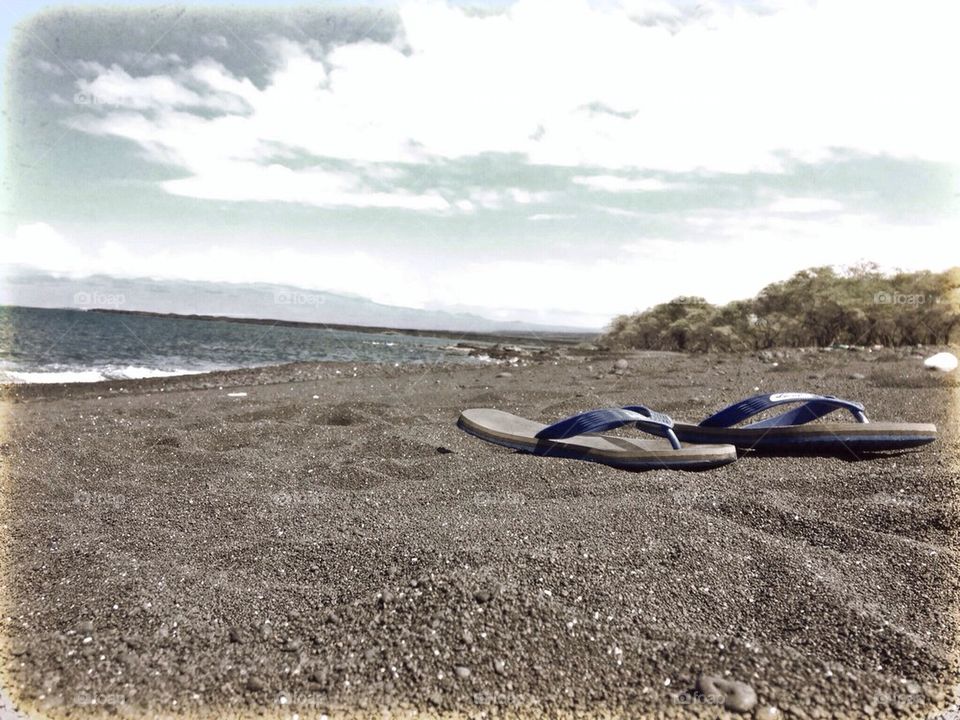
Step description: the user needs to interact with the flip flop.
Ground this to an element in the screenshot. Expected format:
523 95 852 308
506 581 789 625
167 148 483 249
457 406 737 470
672 392 937 452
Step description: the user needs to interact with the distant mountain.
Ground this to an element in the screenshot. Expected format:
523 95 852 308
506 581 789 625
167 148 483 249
0 268 594 334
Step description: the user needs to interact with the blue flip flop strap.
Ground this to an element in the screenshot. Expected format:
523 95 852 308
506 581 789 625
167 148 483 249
698 392 868 429
535 406 681 449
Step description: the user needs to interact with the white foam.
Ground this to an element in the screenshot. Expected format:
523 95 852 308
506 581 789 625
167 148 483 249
1 369 107 384
0 365 205 385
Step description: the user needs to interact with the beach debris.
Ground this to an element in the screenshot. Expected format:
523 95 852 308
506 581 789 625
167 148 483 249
696 673 757 713
436 446 454 454
923 351 957 372
227 392 247 397
454 665 471 680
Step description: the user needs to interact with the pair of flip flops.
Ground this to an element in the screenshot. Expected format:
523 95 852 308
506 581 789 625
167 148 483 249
457 392 937 470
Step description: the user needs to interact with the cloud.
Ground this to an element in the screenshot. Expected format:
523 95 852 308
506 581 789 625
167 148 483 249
768 197 844 214
573 175 677 192
6 217 955 329
62 0 960 213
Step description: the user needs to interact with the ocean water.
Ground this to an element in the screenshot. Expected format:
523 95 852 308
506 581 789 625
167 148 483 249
0 306 474 384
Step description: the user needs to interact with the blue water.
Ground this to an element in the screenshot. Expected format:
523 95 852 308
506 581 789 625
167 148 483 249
0 306 474 383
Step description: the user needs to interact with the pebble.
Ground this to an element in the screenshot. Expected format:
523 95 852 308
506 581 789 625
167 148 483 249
77 621 94 634
454 665 471 679
246 676 265 692
9 642 28 657
697 674 757 713
473 589 493 603
755 706 781 720
849 373 866 380
228 627 241 643
614 359 629 370
494 659 506 675
428 691 443 706
495 372 512 378
282 639 302 652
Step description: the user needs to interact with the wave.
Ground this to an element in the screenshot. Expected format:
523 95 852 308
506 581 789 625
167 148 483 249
0 365 206 385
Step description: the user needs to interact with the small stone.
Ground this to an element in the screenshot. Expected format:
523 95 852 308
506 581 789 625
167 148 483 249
461 629 474 645
494 659 506 675
246 676 265 692
454 665 471 680
9 642 29 657
473 589 493 603
495 372 512 378
77 621 94 634
849 373 866 380
228 627 241 643
428 691 443 706
755 706 781 720
614 358 629 370
282 639 302 652
697 674 757 713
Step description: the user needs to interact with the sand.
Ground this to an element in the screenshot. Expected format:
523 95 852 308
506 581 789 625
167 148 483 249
1 349 958 719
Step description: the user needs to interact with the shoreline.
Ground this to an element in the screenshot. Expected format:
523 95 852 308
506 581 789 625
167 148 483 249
1 351 958 718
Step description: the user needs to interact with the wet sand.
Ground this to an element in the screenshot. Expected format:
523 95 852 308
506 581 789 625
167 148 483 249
1 350 958 718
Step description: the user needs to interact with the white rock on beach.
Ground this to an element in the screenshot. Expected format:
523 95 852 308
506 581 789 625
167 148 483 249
923 352 958 372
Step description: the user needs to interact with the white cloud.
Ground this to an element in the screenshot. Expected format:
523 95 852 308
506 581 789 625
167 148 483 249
64 0 960 212
6 218 955 329
768 197 844 214
573 175 677 192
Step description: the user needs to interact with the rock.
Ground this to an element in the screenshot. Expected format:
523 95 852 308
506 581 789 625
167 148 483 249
495 372 512 378
246 676 265 692
697 674 757 713
454 665 471 680
282 639 302 652
9 642 29 657
614 359 629 370
755 706 781 720
494 659 507 675
849 373 866 380
924 352 957 372
428 691 443 706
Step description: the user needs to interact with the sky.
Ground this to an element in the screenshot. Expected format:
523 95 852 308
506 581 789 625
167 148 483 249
2 0 959 329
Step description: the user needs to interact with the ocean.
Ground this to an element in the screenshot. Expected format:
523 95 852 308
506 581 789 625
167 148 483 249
0 306 476 384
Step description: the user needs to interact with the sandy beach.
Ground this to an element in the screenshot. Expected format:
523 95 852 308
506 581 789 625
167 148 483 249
1 349 958 719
